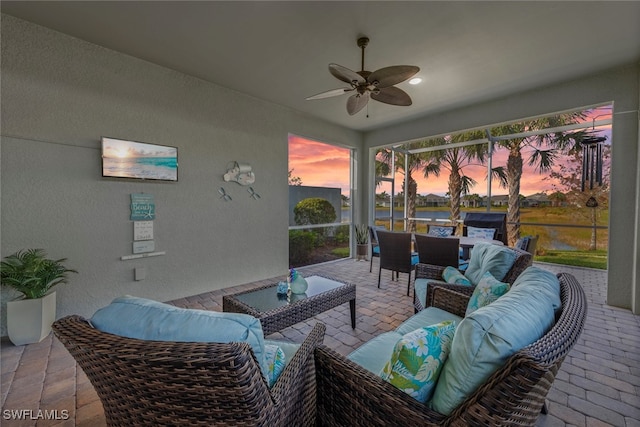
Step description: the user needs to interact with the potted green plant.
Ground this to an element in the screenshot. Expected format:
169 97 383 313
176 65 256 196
1 249 77 345
354 224 369 261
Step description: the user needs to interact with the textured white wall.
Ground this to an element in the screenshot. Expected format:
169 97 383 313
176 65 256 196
0 15 361 335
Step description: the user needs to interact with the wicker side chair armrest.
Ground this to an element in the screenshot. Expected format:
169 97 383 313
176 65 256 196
314 345 447 427
503 248 533 284
53 315 326 427
431 286 472 318
415 262 447 280
427 282 475 307
270 322 326 403
413 280 475 313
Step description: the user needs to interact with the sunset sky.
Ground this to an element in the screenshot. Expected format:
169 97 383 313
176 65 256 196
288 108 612 198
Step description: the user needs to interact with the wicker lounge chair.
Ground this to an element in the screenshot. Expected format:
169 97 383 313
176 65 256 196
315 272 587 426
414 246 532 313
53 315 325 427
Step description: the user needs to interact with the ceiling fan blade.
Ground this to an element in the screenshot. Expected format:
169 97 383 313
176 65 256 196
368 65 419 88
306 87 353 100
371 86 412 106
329 63 366 85
346 92 370 115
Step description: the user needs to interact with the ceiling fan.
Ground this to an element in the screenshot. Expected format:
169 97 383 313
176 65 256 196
306 36 420 116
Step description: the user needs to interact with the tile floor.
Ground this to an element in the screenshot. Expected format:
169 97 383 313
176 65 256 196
1 259 639 426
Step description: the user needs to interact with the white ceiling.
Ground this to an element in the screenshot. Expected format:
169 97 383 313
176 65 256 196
3 1 639 132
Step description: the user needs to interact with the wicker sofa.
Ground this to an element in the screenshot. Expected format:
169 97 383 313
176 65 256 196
53 299 326 427
315 270 586 426
414 245 532 313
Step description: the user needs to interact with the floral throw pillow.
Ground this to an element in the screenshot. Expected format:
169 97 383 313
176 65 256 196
465 271 510 316
380 321 457 403
264 344 286 387
442 266 472 286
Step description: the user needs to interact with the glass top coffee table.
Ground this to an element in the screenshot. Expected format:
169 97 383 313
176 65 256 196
222 275 356 335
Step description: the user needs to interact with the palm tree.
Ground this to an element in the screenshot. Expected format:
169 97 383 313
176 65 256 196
420 132 490 224
489 112 587 244
464 193 483 208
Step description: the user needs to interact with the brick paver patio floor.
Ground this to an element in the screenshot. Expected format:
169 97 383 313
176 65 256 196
1 259 639 426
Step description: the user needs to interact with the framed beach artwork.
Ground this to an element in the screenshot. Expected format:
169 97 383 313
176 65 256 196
101 137 178 182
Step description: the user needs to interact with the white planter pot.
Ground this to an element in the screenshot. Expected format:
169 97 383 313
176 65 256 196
7 291 56 346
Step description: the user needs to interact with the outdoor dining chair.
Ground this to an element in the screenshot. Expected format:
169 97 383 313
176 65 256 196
426 225 455 237
414 234 460 268
376 230 417 296
368 226 384 272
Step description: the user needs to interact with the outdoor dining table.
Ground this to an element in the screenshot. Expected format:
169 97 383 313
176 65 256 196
453 235 504 260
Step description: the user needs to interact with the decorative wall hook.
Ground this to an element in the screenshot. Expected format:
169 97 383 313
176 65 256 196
248 187 261 200
218 187 232 202
224 161 255 186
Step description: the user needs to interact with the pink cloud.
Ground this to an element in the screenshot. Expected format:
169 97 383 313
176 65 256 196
289 108 611 199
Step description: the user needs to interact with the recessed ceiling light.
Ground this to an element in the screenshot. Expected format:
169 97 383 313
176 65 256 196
409 77 422 85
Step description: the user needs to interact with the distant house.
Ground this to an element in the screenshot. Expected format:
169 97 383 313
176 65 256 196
488 194 510 207
418 193 448 207
524 192 552 207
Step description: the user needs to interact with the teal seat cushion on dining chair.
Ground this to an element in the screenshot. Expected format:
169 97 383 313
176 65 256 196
464 242 516 285
91 295 269 379
412 253 419 265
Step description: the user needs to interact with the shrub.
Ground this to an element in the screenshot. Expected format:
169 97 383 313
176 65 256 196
294 198 337 226
289 230 317 265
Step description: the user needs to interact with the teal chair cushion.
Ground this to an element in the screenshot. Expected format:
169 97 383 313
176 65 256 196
91 295 269 379
347 331 404 375
430 266 560 415
464 242 516 285
396 305 462 335
412 253 419 265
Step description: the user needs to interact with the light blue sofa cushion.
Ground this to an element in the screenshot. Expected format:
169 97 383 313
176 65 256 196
91 295 268 378
464 242 516 285
396 306 463 335
430 266 560 415
347 331 404 375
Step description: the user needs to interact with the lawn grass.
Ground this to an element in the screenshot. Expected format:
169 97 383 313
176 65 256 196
535 250 607 270
331 247 350 257
373 205 610 269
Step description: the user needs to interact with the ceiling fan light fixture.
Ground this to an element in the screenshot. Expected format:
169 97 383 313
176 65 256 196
306 36 419 116
409 77 422 85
